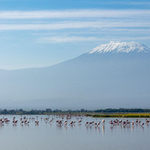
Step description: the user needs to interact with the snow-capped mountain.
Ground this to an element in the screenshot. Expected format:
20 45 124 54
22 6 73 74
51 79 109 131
0 41 150 109
88 41 150 54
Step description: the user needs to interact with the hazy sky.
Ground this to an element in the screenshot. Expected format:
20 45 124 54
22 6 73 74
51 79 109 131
0 0 150 69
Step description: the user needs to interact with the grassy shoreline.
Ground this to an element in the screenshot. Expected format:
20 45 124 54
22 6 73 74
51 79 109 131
84 113 150 118
0 112 150 118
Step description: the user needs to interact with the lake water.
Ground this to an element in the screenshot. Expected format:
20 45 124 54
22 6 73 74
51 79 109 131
0 115 149 150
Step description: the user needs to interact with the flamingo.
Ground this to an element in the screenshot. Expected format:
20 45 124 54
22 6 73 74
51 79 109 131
78 120 82 123
102 119 105 123
85 122 89 126
97 121 101 126
131 121 134 126
35 121 39 125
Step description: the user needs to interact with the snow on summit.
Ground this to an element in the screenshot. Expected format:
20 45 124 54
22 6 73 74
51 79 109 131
88 41 150 54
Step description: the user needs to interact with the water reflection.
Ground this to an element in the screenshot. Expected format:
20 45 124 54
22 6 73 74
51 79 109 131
102 125 105 136
35 124 39 127
13 124 17 127
132 125 135 130
0 115 149 150
78 123 81 126
56 124 63 129
64 126 67 130
0 124 4 128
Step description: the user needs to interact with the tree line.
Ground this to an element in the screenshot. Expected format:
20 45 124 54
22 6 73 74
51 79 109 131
0 108 150 115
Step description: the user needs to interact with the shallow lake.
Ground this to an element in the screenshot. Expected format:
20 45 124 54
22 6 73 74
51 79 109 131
0 115 149 150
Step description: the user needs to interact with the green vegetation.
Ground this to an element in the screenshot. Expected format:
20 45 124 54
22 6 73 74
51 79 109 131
0 108 150 116
84 113 150 118
93 108 150 113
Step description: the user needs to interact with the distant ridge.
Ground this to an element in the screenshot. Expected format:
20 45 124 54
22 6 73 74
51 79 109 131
0 41 150 109
88 41 150 54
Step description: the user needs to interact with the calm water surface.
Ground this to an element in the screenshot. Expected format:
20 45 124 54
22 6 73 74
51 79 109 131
0 115 149 150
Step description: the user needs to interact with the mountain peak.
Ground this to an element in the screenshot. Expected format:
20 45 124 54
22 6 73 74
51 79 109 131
88 41 150 54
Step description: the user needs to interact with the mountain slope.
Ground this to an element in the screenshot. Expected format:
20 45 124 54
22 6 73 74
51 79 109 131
0 42 150 109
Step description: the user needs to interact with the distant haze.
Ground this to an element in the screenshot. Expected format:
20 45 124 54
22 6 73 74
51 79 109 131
0 42 150 110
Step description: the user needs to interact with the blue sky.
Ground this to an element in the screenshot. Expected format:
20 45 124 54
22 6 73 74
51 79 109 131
0 0 150 69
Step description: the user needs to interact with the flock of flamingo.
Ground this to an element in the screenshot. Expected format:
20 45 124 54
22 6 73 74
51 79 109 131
55 116 149 129
0 114 149 129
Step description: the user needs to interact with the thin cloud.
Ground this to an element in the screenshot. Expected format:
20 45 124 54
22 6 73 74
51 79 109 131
37 35 150 44
0 9 150 19
0 21 150 31
101 28 150 32
0 9 149 31
99 36 150 42
120 36 150 40
38 36 102 43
